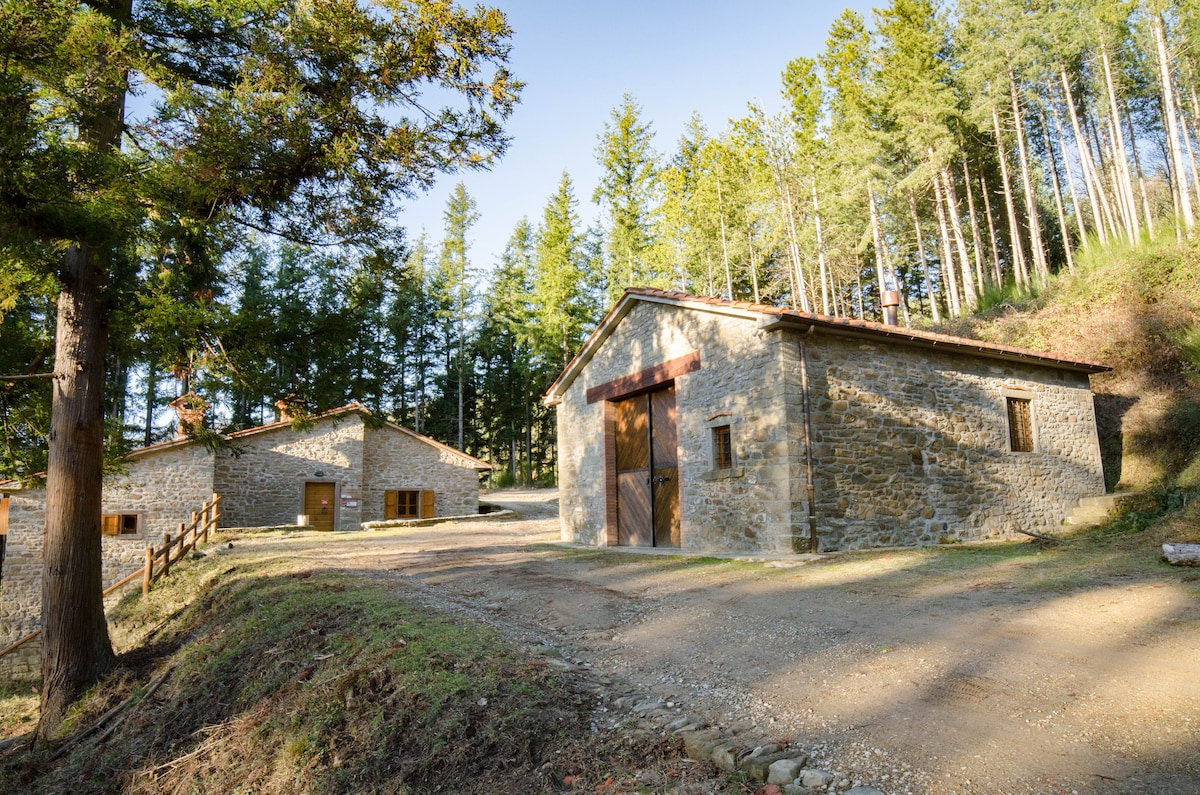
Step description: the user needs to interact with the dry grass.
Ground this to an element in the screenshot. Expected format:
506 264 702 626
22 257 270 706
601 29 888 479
938 236 1200 491
0 547 710 795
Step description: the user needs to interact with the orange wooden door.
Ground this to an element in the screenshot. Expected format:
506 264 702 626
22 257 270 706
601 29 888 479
304 482 337 531
614 386 679 547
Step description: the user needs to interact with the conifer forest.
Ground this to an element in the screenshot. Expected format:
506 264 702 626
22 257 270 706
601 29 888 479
4 0 1200 484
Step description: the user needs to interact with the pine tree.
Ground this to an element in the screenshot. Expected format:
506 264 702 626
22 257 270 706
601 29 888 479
594 94 662 301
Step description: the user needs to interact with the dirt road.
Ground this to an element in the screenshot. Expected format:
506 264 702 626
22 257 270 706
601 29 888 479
245 489 1200 795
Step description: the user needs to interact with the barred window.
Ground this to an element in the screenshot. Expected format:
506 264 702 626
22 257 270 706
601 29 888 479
1007 397 1033 453
713 425 734 470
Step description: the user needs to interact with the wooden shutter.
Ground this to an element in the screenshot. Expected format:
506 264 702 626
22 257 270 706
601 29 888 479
101 514 120 536
384 490 398 520
419 490 435 519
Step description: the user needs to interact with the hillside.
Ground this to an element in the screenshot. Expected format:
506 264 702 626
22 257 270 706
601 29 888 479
938 237 1200 495
0 550 698 794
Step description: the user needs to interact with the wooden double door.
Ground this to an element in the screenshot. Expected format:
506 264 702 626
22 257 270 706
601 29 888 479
615 385 680 547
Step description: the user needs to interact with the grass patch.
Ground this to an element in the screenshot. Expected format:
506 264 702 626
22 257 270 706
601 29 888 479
0 680 39 739
0 549 702 794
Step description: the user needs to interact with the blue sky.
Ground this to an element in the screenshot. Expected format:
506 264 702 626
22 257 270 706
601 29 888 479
399 1 880 271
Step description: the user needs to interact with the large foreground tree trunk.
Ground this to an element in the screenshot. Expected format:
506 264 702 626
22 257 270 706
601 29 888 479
36 0 130 739
38 243 117 739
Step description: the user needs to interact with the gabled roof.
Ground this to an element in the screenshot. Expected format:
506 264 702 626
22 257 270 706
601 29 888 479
544 288 1111 405
0 404 490 490
132 402 490 471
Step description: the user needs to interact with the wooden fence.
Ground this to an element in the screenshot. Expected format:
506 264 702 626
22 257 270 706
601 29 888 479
0 494 221 662
143 493 222 595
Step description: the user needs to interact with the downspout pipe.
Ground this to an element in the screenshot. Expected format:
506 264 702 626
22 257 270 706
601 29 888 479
759 316 820 554
798 325 819 553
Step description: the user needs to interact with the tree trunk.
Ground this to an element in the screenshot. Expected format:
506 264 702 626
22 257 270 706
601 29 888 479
1123 98 1154 238
1150 9 1194 230
1048 82 1089 246
746 228 759 304
1102 115 1137 243
811 173 830 315
958 150 987 292
1037 102 1076 273
908 190 941 323
37 0 133 735
716 171 733 301
940 165 977 312
932 173 961 316
39 243 118 738
782 179 811 312
979 173 1002 286
1061 67 1110 245
1009 72 1049 284
1099 43 1140 243
993 104 1028 288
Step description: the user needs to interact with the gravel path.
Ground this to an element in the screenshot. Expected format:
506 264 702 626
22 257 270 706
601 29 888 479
236 488 1200 795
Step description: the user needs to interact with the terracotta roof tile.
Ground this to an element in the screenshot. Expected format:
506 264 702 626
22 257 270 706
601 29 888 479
545 287 1110 403
623 287 1110 371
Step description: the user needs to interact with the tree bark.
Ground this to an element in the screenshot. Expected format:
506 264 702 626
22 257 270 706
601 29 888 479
1150 9 1194 230
1008 72 1049 284
39 242 118 738
940 166 977 311
1048 82 1089 246
931 173 961 316
1099 43 1141 242
908 190 940 323
810 173 830 315
1123 98 1154 238
993 104 1028 288
1061 67 1110 245
979 173 1002 286
37 0 133 737
1037 102 1076 273
958 150 987 292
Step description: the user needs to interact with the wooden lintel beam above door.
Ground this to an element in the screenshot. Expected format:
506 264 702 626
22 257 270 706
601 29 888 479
585 351 701 405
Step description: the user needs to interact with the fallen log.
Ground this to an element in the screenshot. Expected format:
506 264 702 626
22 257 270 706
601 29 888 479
1016 528 1066 545
1161 543 1200 566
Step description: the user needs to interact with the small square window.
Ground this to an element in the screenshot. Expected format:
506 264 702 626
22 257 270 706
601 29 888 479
713 425 734 470
102 513 140 536
1007 397 1033 453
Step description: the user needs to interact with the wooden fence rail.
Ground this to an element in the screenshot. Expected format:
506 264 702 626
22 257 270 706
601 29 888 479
0 493 221 662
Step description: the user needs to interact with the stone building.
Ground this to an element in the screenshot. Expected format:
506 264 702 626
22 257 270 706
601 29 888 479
0 404 489 676
545 289 1109 555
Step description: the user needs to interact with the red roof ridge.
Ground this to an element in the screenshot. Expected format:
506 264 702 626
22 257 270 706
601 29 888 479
622 287 1109 370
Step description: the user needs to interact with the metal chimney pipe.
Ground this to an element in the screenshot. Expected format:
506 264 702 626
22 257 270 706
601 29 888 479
881 290 900 326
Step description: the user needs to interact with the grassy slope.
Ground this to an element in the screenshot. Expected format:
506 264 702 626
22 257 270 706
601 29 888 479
938 236 1200 493
0 548 691 795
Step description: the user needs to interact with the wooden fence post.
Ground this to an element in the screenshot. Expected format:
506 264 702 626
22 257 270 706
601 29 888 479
200 501 210 545
176 522 186 560
212 492 221 534
143 547 154 596
161 533 173 579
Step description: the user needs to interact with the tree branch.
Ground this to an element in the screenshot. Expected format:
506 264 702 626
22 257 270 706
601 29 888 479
0 372 55 382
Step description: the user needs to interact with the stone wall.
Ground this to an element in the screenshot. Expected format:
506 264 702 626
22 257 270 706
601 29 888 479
557 302 796 553
1 444 213 677
106 443 217 540
801 332 1105 549
555 300 1106 555
215 415 366 530
361 425 481 520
